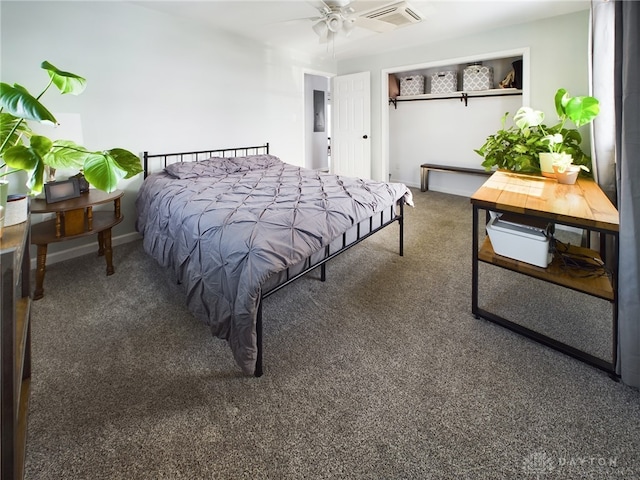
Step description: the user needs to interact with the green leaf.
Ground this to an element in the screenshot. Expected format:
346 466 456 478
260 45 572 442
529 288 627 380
500 111 509 128
28 135 53 157
108 148 142 179
44 140 89 169
563 129 583 144
3 144 41 171
26 160 45 194
554 88 568 118
0 82 57 123
41 61 87 95
2 140 53 193
565 96 600 128
481 157 494 170
513 144 528 154
0 113 32 155
82 152 127 193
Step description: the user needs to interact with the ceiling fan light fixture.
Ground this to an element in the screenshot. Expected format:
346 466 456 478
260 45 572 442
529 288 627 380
312 19 329 37
326 13 343 33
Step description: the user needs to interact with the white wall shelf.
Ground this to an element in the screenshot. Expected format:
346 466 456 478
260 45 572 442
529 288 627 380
390 88 523 108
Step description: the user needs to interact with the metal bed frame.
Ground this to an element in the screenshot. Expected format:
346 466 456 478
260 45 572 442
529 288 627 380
142 143 405 376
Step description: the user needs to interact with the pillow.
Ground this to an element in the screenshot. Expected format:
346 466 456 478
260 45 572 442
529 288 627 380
164 157 239 179
227 154 283 171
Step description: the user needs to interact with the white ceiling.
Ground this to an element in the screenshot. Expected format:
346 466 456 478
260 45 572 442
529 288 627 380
132 0 591 61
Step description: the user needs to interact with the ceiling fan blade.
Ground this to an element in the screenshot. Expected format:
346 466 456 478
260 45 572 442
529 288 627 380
287 15 325 24
352 15 396 33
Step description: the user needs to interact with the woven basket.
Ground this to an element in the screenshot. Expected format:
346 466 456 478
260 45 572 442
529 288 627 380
4 194 28 226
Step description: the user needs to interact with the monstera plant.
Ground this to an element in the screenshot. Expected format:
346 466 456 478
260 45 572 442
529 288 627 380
0 61 142 195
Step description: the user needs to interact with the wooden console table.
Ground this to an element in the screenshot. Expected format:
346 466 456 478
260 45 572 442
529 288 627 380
30 190 124 300
470 171 619 375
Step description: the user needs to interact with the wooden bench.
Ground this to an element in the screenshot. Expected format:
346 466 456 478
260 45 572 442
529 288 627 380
420 163 493 192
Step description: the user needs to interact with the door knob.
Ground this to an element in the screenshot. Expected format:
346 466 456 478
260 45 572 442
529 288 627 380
362 135 368 139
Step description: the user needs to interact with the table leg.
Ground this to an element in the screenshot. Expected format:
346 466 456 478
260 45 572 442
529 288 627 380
97 231 105 256
33 244 48 300
420 167 429 192
471 206 479 317
103 228 115 276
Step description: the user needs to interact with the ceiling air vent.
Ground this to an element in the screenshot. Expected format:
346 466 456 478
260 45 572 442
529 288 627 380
361 1 422 28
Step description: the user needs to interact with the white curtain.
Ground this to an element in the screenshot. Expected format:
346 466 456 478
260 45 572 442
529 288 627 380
590 0 616 202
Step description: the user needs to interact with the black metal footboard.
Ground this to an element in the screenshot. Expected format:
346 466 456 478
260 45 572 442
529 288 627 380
253 198 405 377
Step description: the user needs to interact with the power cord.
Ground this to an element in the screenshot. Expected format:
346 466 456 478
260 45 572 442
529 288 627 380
550 237 610 279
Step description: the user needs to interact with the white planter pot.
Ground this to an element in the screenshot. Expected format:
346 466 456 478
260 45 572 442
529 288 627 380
553 165 580 185
4 194 28 226
539 152 571 178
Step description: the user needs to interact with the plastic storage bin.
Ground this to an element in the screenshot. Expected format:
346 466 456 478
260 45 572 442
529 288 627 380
486 216 552 268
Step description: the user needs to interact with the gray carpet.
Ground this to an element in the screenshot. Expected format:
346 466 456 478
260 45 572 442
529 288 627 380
26 189 640 479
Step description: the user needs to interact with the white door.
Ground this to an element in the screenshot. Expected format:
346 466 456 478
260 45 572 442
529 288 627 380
331 71 371 179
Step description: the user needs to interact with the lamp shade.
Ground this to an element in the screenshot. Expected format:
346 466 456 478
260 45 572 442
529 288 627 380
312 20 329 38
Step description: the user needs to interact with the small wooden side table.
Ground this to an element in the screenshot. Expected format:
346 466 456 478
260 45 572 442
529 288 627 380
30 189 124 300
470 171 619 375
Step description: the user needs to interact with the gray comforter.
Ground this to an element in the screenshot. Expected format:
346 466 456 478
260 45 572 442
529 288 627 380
136 154 412 374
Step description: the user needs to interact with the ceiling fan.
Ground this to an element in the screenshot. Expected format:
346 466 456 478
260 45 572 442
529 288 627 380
308 0 396 44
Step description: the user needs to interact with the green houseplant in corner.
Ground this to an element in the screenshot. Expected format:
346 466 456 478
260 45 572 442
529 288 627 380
0 61 142 199
475 88 600 178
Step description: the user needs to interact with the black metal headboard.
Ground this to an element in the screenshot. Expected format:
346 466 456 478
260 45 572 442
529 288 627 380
142 143 270 178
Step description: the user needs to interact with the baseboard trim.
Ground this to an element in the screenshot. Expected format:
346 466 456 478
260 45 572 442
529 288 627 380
29 232 142 270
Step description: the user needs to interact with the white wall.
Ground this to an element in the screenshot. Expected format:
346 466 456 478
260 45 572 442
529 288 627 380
389 90 524 193
337 10 591 189
1 1 336 262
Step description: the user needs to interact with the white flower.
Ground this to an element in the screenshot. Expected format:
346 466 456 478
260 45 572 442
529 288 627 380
546 133 563 146
543 133 564 152
514 107 545 129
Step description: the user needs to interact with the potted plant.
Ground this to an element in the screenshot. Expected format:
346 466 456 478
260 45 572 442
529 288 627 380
475 88 600 178
0 61 142 205
550 153 589 184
